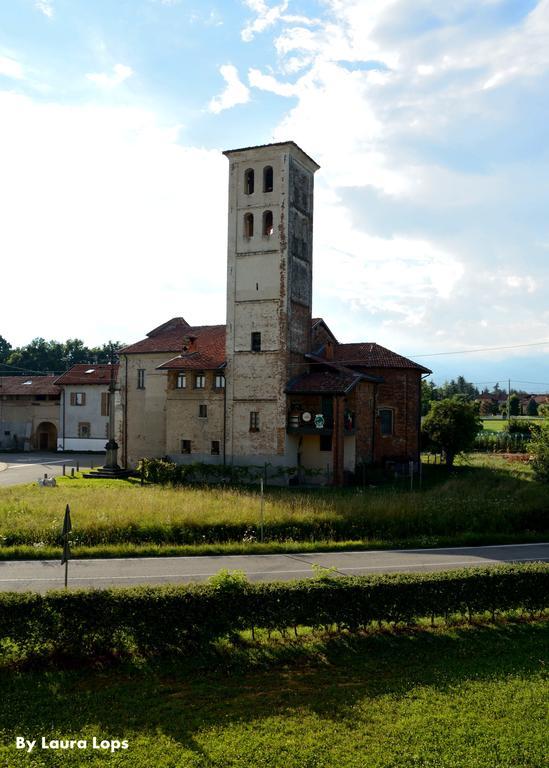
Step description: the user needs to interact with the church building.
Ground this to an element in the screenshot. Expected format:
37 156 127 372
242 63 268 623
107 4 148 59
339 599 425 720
118 141 430 484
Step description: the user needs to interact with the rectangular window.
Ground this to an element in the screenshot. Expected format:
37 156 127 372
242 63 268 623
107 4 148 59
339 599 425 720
379 408 394 436
176 372 187 389
137 369 145 389
194 373 205 389
198 404 208 418
78 422 90 439
251 332 261 352
70 392 86 406
249 411 260 432
181 439 191 454
214 373 225 389
211 440 220 456
319 435 332 452
101 391 110 417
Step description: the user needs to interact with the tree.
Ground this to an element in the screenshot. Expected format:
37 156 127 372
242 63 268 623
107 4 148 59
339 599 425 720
526 398 538 417
509 393 520 416
538 403 549 419
0 335 11 364
421 379 437 416
530 422 549 483
422 396 482 468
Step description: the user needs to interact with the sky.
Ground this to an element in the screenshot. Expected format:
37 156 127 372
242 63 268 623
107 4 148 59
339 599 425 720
1 0 548 390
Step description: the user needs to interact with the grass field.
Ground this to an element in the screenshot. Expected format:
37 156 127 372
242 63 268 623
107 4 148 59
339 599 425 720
0 454 546 558
481 417 546 432
0 621 546 767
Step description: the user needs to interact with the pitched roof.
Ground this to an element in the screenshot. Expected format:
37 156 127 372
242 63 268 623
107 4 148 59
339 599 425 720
285 369 364 395
0 376 60 396
54 364 119 386
333 343 432 374
119 322 224 355
156 326 227 370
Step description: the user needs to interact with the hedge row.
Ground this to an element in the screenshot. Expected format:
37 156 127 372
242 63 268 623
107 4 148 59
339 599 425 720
0 564 547 659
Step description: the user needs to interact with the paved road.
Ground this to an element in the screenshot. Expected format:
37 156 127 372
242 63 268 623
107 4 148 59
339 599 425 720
0 543 546 593
0 452 105 487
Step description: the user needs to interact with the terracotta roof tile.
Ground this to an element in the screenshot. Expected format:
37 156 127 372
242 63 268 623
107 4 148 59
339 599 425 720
54 364 119 386
0 376 60 396
333 343 432 374
119 324 225 356
155 326 227 370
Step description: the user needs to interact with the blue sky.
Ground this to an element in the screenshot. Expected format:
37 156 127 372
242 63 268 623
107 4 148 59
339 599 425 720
1 0 548 390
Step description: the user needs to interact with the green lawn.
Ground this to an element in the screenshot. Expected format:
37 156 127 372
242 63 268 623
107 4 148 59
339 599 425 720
0 454 546 558
481 417 546 433
0 621 546 767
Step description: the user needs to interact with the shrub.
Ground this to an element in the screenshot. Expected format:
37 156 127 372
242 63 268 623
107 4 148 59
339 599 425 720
0 564 546 661
530 422 549 483
422 397 481 467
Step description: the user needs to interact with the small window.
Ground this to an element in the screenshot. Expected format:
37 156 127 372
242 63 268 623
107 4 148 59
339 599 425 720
379 408 394 436
319 435 332 452
263 165 273 193
78 422 91 439
181 439 191 454
199 404 208 418
244 212 254 238
70 392 86 406
176 372 187 389
251 332 261 352
244 168 254 195
263 210 273 237
101 391 110 417
137 369 145 389
194 373 205 389
249 411 260 432
214 373 225 389
211 440 220 456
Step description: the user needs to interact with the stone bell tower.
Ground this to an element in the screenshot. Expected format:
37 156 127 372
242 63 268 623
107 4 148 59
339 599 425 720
223 141 320 466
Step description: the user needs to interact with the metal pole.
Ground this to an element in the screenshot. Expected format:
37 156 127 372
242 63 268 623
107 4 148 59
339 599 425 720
260 477 264 543
419 455 423 490
64 559 68 589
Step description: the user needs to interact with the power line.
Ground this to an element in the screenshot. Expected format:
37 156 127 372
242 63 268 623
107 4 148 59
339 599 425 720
411 340 549 358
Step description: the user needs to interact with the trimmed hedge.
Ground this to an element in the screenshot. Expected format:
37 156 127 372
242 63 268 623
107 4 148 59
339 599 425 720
0 564 547 660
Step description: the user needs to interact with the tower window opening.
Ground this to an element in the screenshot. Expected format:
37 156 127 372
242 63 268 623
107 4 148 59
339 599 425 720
244 212 254 238
251 331 261 352
244 168 255 195
263 210 274 237
263 165 273 192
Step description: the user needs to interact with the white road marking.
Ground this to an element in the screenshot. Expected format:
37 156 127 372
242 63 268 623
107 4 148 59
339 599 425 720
0 556 544 584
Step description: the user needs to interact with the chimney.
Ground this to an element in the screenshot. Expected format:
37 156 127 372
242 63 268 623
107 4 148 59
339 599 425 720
182 335 198 354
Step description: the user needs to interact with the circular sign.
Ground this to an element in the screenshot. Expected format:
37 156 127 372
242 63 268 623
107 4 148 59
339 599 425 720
314 414 325 429
302 411 312 423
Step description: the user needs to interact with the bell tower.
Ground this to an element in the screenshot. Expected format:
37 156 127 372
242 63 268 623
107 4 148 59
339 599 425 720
223 141 320 466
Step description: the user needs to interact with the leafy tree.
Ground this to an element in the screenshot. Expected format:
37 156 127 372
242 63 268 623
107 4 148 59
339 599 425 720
422 396 482 468
421 379 437 416
509 393 520 416
530 422 549 483
0 335 11 364
538 403 549 419
4 338 126 373
526 398 538 417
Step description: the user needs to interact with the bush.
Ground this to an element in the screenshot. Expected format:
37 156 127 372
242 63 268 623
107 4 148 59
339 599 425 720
0 564 546 661
530 422 549 483
422 398 481 467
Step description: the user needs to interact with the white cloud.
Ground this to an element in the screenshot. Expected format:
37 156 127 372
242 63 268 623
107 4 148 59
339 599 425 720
86 63 134 88
35 0 54 18
0 91 228 346
248 67 299 96
241 0 289 42
0 55 23 80
208 64 250 113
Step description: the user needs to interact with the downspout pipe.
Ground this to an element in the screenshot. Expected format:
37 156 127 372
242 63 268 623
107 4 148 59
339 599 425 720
123 354 128 468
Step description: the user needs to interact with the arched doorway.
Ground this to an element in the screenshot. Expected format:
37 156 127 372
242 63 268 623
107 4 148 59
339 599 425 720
36 422 57 451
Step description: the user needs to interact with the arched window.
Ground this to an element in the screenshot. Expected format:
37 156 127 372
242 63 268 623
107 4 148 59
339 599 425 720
244 168 254 195
244 212 254 238
263 165 273 193
263 210 273 237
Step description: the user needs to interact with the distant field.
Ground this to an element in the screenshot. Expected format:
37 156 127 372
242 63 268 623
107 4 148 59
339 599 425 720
0 622 547 768
481 417 546 432
0 454 546 558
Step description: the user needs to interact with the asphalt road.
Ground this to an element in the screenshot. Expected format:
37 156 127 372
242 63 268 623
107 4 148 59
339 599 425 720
0 452 105 487
0 543 547 592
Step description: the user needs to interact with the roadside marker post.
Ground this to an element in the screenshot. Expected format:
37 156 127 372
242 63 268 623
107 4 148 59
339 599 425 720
259 477 265 543
61 504 72 589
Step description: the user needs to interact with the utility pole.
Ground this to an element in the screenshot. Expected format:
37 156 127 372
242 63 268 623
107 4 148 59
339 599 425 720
507 379 511 426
